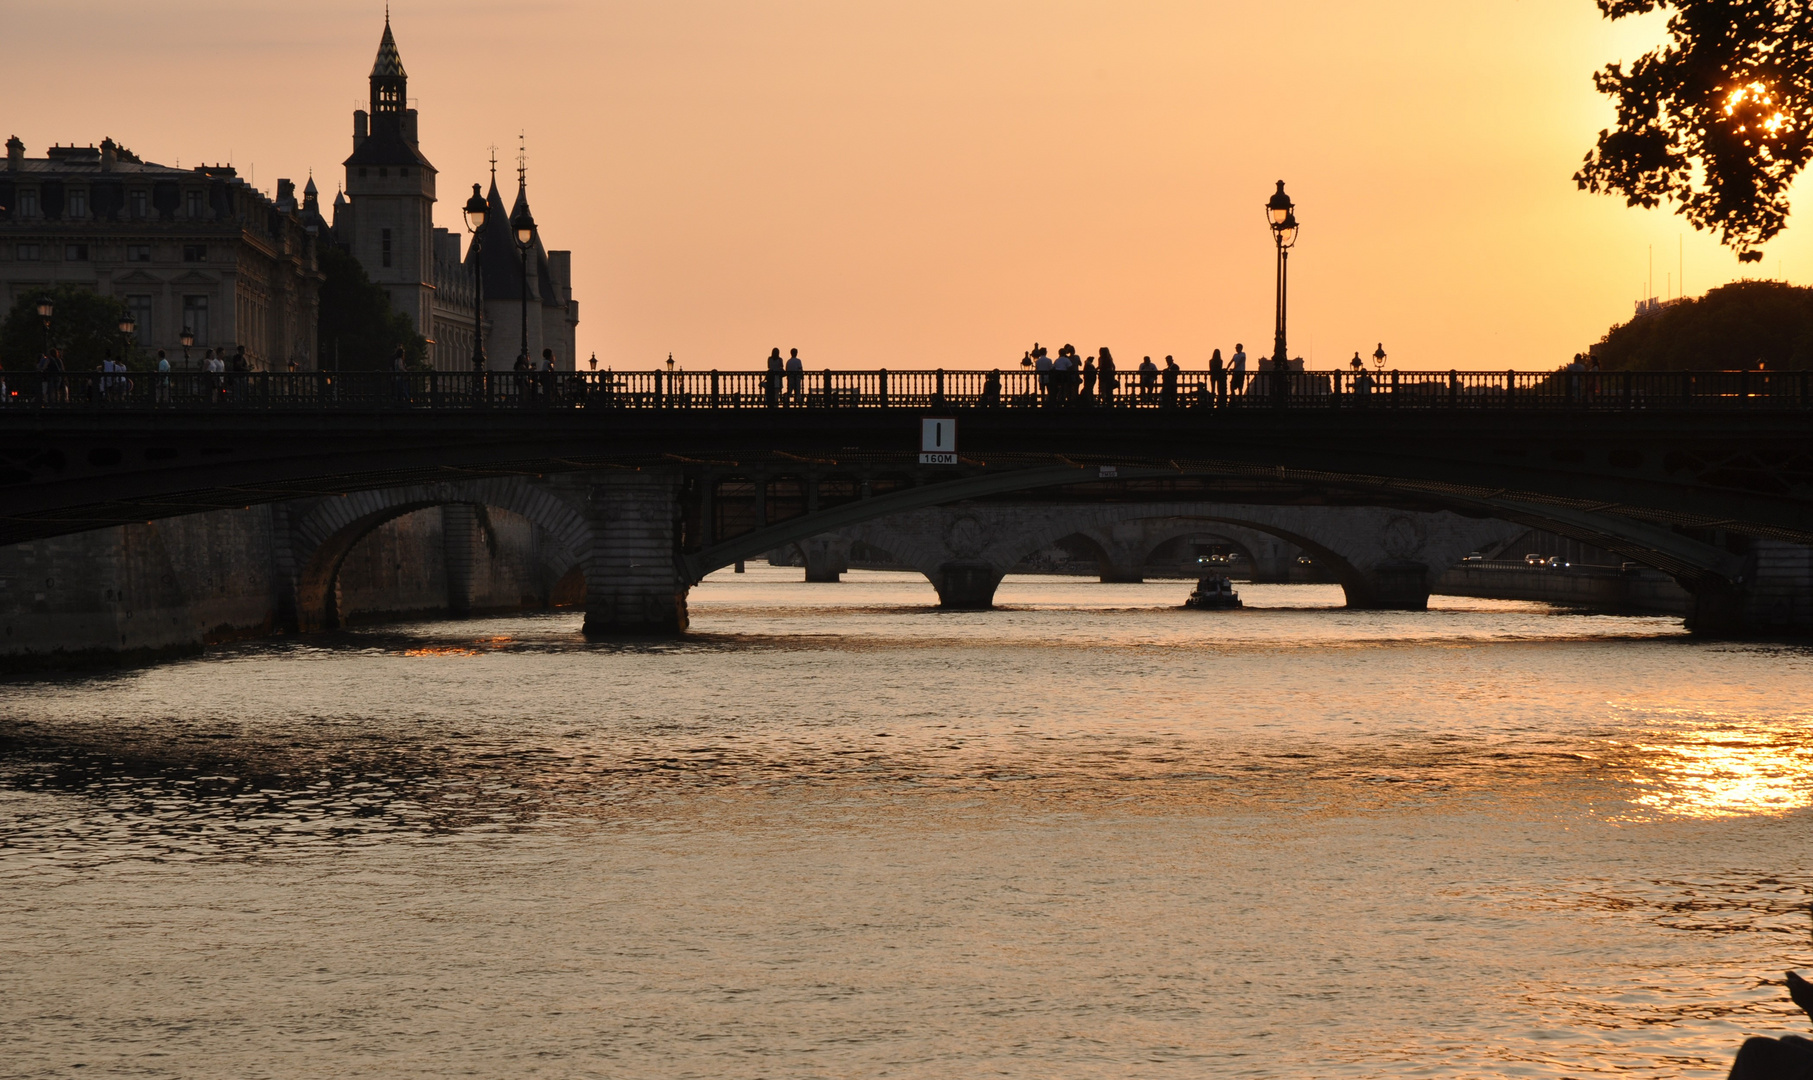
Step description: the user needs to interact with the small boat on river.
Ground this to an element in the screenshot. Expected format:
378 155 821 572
1183 574 1242 610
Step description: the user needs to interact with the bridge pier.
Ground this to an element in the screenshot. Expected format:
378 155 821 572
1340 560 1436 609
798 537 852 583
582 473 690 636
1681 538 1813 637
441 503 480 617
932 562 1004 609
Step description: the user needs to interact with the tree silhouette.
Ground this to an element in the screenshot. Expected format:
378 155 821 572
1576 0 1813 260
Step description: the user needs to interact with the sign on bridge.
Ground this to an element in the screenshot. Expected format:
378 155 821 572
920 418 957 465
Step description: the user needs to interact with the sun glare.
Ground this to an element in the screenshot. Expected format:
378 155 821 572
1724 80 1791 138
1625 723 1813 819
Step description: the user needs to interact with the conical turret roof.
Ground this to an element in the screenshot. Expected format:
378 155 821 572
371 18 406 78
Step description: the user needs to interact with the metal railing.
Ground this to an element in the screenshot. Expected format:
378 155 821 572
3 367 1810 411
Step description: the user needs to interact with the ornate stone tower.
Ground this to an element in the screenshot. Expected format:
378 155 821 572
340 15 437 336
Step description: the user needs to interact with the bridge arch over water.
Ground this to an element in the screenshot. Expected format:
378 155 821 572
284 479 592 631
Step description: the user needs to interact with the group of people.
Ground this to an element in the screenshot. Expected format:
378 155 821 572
765 347 807 403
1001 341 1254 406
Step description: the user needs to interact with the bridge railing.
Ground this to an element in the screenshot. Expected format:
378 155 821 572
3 367 1809 411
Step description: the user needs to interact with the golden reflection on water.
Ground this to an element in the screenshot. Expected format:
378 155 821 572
1623 721 1813 819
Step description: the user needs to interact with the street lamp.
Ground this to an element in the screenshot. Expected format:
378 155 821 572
180 326 194 369
512 202 535 370
463 183 488 374
1372 342 1387 373
36 292 53 353
1266 181 1299 404
118 313 136 367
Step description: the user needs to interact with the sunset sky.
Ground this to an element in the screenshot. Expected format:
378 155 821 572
12 0 1809 370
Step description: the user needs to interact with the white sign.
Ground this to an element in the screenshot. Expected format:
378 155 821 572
920 418 956 464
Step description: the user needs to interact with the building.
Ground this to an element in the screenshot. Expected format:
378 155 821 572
0 136 322 370
331 17 579 371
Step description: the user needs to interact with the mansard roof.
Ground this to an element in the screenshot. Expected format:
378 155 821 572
343 122 433 168
371 20 406 78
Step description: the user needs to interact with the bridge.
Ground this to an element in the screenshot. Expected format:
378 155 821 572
3 368 1809 636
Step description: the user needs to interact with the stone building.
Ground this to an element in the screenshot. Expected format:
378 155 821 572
0 136 322 370
330 17 579 371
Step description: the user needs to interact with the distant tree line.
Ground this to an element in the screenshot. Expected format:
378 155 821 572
1593 280 1813 370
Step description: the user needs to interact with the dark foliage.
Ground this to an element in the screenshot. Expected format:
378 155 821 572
1576 0 1813 258
1592 279 1813 369
316 243 428 371
0 286 138 374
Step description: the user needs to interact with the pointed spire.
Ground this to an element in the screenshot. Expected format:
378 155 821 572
371 14 406 79
303 173 318 197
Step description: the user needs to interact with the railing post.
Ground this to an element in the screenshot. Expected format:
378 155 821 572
1623 372 1633 409
879 368 889 408
822 369 831 408
1390 369 1400 406
934 368 945 410
711 369 720 409
1448 369 1458 407
654 369 664 409
1506 369 1515 407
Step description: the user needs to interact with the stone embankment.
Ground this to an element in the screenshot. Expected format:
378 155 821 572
0 502 577 672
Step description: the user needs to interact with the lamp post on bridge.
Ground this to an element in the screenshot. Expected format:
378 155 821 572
512 203 535 370
1265 181 1299 405
36 292 53 353
462 184 488 376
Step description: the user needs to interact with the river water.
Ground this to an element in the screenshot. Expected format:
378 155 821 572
3 567 1812 1079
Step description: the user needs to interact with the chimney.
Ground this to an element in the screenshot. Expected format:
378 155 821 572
353 110 368 152
6 136 22 171
101 137 117 172
277 178 296 211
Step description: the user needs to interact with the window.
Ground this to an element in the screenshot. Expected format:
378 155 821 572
129 189 148 218
358 167 367 178
182 244 206 263
127 244 151 262
184 190 203 218
381 228 392 268
64 243 89 261
399 167 408 177
67 190 88 217
15 243 40 261
378 167 388 178
181 295 209 346
125 295 153 340
17 189 37 217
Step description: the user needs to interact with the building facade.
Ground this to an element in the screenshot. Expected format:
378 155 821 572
0 137 322 370
331 18 579 372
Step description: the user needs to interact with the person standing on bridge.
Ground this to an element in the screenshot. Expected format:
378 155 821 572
1138 355 1158 402
1231 343 1248 394
1209 349 1226 406
1082 354 1097 403
1161 355 1180 408
982 368 1002 407
1098 347 1118 406
786 348 804 404
765 348 784 408
1034 346 1053 404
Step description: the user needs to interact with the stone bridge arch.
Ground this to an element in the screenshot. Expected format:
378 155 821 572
798 503 1520 610
283 478 592 631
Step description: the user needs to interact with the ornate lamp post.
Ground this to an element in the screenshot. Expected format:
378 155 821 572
462 184 488 374
117 313 136 369
1371 342 1387 373
512 203 536 369
36 293 53 352
180 327 194 371
1265 181 1299 403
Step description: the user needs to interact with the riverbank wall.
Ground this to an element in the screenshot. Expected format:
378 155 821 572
0 503 572 672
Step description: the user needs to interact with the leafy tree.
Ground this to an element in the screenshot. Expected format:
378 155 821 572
1591 279 1813 369
316 243 428 371
0 286 138 373
1576 0 1813 260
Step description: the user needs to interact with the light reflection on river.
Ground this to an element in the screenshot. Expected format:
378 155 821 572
3 567 1812 1078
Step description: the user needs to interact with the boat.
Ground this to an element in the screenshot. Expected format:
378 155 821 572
1183 574 1243 609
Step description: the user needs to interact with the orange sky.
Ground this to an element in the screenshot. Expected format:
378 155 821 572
12 0 1808 370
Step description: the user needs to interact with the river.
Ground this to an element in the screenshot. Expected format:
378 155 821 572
3 567 1811 1078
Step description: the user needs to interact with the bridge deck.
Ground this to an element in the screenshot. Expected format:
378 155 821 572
8 368 1812 412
